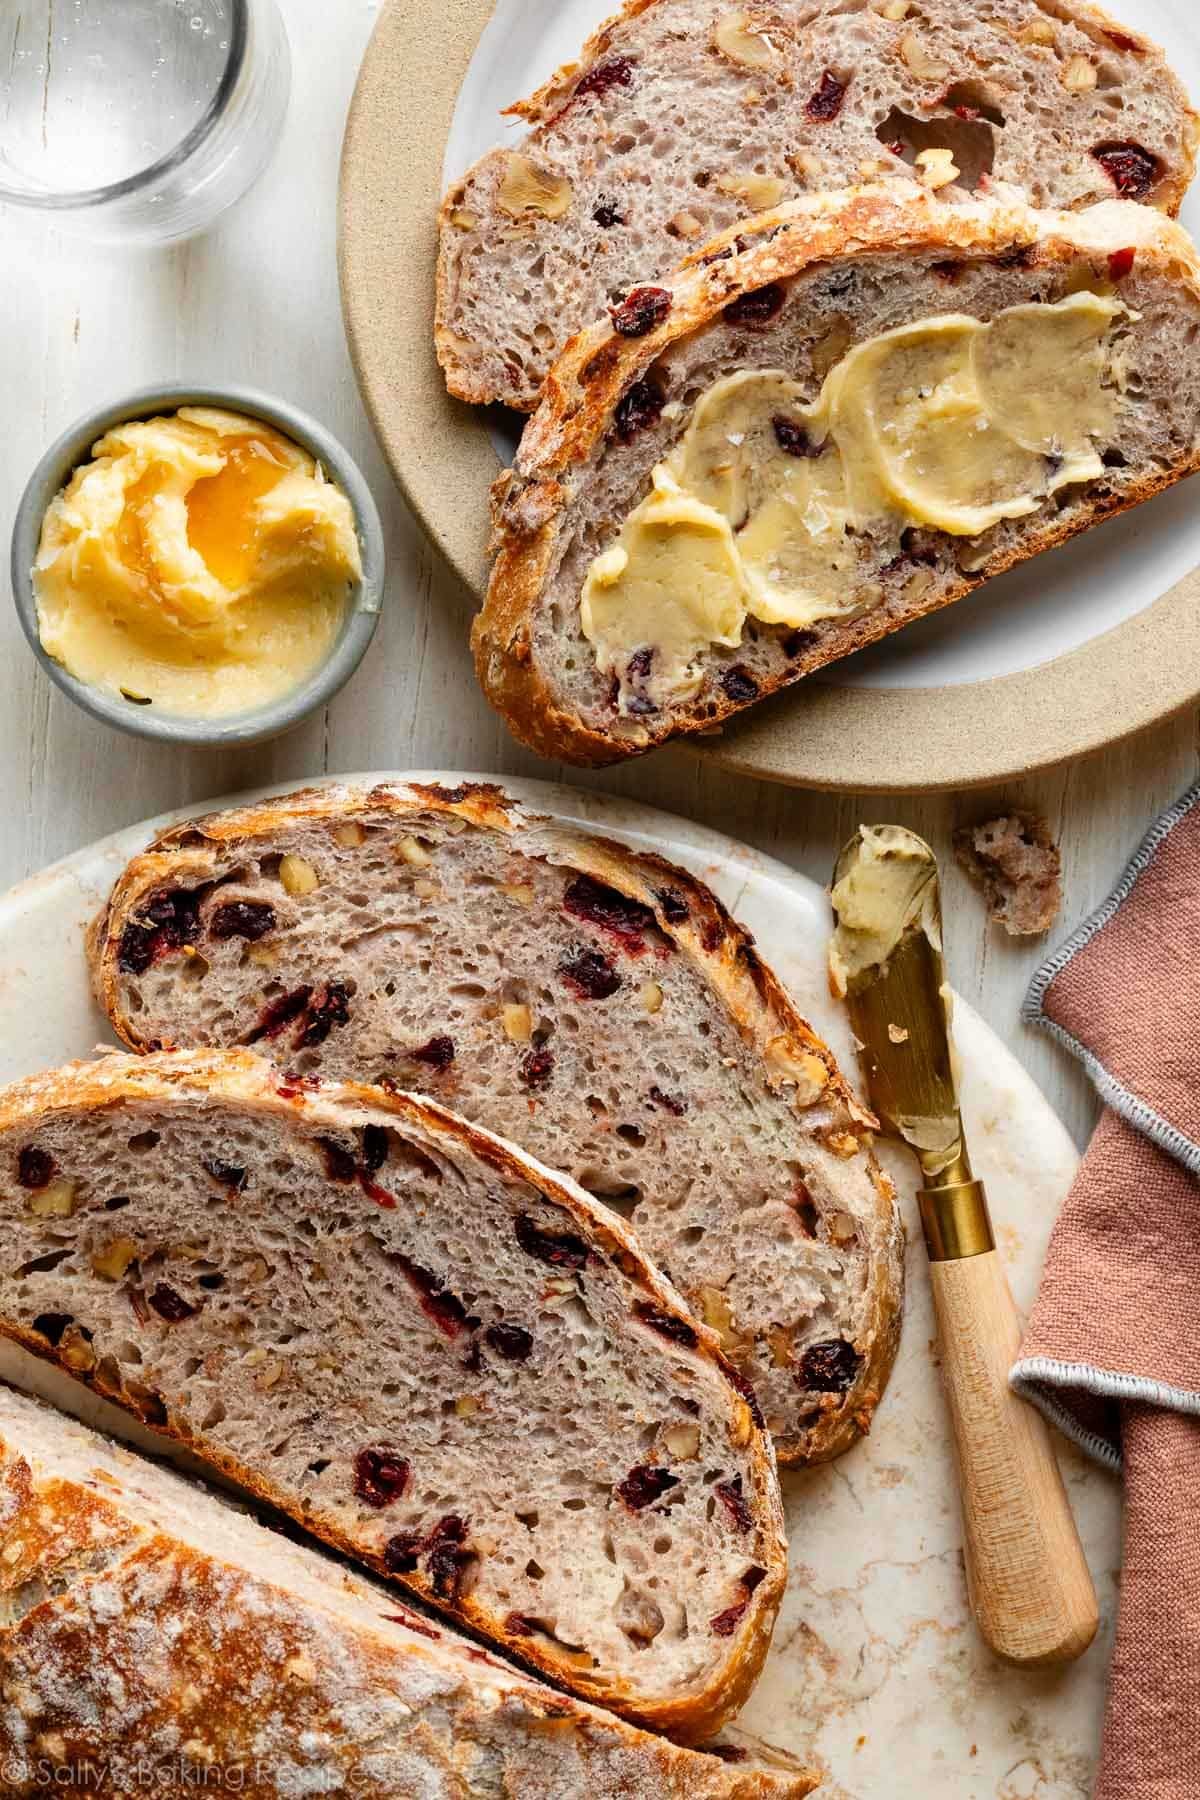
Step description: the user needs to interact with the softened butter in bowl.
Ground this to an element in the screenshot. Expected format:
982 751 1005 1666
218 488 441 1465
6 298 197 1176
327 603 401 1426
32 407 363 719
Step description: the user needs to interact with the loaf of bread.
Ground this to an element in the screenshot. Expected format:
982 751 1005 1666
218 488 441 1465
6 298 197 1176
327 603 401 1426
0 1049 787 1740
0 1382 818 1797
88 778 904 1467
437 0 1199 409
475 185 1200 765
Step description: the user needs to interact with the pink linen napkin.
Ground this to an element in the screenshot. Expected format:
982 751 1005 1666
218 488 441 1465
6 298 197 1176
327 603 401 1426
1012 783 1200 1800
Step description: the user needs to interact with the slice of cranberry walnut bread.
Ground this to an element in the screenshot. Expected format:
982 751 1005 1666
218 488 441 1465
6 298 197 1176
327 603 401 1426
0 1049 786 1741
437 0 1199 408
0 1383 818 1797
474 186 1200 765
0 1382 816 1792
88 779 904 1469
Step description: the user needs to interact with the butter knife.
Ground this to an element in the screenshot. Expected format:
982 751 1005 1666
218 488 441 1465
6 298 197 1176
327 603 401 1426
830 824 1098 1667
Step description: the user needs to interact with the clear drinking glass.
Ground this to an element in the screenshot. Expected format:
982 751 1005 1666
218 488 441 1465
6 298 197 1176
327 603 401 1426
0 0 291 244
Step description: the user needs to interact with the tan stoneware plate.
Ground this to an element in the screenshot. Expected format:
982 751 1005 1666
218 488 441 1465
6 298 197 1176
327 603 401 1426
338 0 1200 793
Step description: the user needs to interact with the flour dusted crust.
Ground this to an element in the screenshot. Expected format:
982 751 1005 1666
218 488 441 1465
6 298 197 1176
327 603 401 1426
0 1047 787 1740
87 779 904 1469
474 185 1200 765
436 0 1199 409
0 1383 818 1796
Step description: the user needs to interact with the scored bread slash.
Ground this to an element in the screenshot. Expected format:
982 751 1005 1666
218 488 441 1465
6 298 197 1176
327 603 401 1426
0 1383 819 1795
0 1047 788 1741
87 779 904 1469
474 185 1200 766
435 0 1198 409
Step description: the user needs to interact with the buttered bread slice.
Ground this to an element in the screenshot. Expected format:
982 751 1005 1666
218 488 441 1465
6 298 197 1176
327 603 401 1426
437 0 1198 409
89 780 904 1469
475 185 1200 763
0 1051 786 1739
0 1382 817 1794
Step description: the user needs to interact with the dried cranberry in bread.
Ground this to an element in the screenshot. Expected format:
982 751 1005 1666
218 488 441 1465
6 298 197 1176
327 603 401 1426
0 1383 818 1796
0 1050 786 1740
437 0 1199 408
474 186 1200 764
88 779 904 1468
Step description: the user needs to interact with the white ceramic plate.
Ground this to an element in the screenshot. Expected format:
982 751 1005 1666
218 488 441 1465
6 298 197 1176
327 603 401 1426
0 773 1115 1794
443 0 1200 694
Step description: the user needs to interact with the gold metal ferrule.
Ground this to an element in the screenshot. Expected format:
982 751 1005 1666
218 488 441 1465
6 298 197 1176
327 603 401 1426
918 1179 996 1262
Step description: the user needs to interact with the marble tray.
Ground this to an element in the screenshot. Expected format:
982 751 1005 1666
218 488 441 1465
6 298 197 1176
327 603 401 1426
0 773 1118 1795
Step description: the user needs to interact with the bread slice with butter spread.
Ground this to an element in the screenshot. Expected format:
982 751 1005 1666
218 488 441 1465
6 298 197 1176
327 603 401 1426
475 184 1200 764
0 1381 818 1795
436 0 1199 410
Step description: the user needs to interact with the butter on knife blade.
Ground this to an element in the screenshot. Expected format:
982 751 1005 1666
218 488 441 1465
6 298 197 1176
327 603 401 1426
829 825 968 1188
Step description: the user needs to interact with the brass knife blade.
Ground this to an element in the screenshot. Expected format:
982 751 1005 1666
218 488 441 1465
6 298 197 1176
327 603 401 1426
831 825 991 1257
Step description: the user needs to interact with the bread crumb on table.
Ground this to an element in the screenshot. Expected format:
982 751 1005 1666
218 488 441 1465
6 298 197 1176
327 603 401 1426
953 813 1063 937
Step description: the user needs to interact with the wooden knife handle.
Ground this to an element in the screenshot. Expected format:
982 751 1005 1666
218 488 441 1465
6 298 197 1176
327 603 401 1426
928 1249 1100 1666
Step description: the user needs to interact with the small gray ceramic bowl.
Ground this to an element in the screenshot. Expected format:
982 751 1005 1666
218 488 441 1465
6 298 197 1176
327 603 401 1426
11 383 385 747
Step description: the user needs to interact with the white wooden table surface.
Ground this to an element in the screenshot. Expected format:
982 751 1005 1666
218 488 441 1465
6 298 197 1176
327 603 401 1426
3 0 1197 1153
